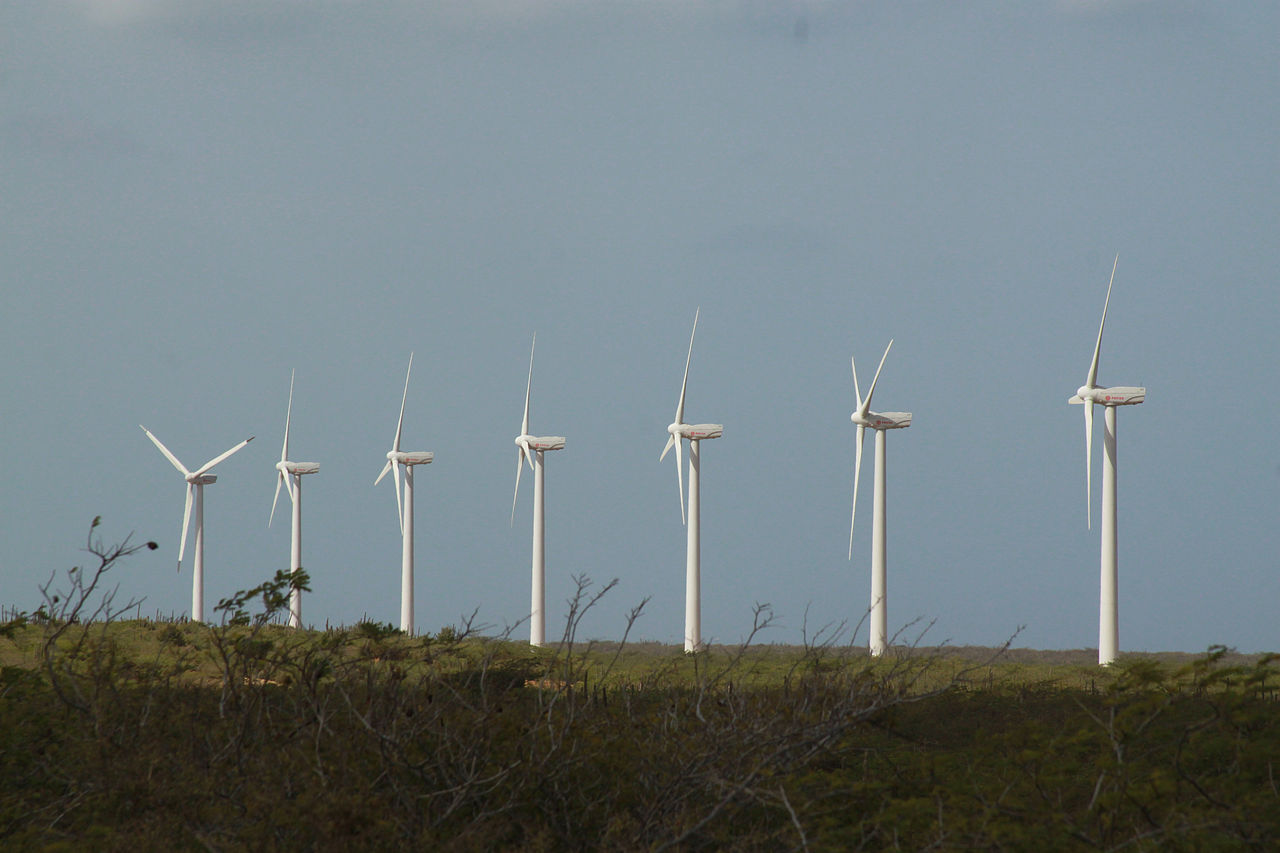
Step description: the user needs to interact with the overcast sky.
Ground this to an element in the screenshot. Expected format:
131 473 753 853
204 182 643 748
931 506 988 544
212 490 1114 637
3 0 1277 653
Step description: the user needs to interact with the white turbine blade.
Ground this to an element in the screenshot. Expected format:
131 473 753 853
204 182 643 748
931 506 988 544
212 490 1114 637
393 461 404 536
522 334 534 437
269 470 294 526
394 353 413 453
660 434 675 461
281 369 294 463
374 460 392 486
178 483 193 569
511 447 525 526
141 426 190 477
675 436 686 525
675 308 698 425
860 339 893 416
851 356 863 410
1084 402 1094 531
270 471 284 528
194 435 254 477
1086 255 1118 390
849 425 865 560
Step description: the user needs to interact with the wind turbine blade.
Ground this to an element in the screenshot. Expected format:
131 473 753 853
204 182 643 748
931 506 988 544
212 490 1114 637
675 436 686 525
1086 255 1118 390
393 461 404 536
849 425 865 560
374 460 392 486
675 308 698 425
522 334 534 436
660 434 675 462
394 353 413 453
511 447 525 526
270 471 284 528
861 339 893 415
194 436 254 477
281 369 294 463
851 356 863 410
141 426 190 476
1084 402 1094 530
178 483 193 568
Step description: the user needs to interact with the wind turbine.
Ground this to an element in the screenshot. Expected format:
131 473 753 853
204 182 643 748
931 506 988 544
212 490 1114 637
1068 255 1146 666
660 309 723 653
375 354 434 634
140 425 254 623
511 334 566 647
269 370 319 630
848 340 912 657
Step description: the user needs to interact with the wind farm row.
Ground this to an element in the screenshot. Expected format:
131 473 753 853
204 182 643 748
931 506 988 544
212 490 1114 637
139 259 1143 666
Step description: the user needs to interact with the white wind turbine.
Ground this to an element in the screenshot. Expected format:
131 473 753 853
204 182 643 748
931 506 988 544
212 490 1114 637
511 334 566 647
848 340 912 657
660 309 723 653
375 354 434 634
269 370 319 630
1068 255 1146 666
140 425 254 623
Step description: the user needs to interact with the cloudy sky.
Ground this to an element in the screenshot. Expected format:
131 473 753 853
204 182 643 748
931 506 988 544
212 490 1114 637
2 0 1277 653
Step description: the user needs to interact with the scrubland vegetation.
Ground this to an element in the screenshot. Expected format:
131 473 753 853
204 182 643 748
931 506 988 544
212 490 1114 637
2 521 1279 850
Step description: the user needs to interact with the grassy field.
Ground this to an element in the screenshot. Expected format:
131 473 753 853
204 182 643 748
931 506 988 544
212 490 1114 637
2 525 1277 849
8 614 1261 702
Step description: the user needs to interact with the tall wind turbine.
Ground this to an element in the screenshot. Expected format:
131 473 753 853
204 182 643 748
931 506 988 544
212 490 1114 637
660 309 723 653
1068 255 1145 666
269 370 319 630
375 354 434 635
511 334 566 647
141 425 254 623
848 340 912 657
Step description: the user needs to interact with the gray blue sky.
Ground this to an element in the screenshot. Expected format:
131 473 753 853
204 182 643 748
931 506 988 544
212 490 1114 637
2 0 1277 652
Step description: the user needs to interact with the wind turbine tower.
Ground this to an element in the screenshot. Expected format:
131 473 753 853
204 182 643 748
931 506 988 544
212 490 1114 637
1068 256 1146 666
848 340 912 657
376 354 434 635
511 334 566 647
141 426 254 623
270 370 319 629
661 309 723 653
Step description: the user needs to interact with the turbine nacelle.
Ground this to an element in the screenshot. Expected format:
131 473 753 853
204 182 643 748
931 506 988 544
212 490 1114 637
388 450 434 466
515 434 565 454
278 461 320 476
1069 386 1146 407
521 435 566 452
851 411 912 430
185 474 217 485
677 423 723 441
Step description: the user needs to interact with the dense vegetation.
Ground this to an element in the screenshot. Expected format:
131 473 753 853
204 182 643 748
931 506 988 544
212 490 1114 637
2 522 1278 849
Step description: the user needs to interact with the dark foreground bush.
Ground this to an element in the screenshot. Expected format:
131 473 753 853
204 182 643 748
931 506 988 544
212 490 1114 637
2 523 1279 849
